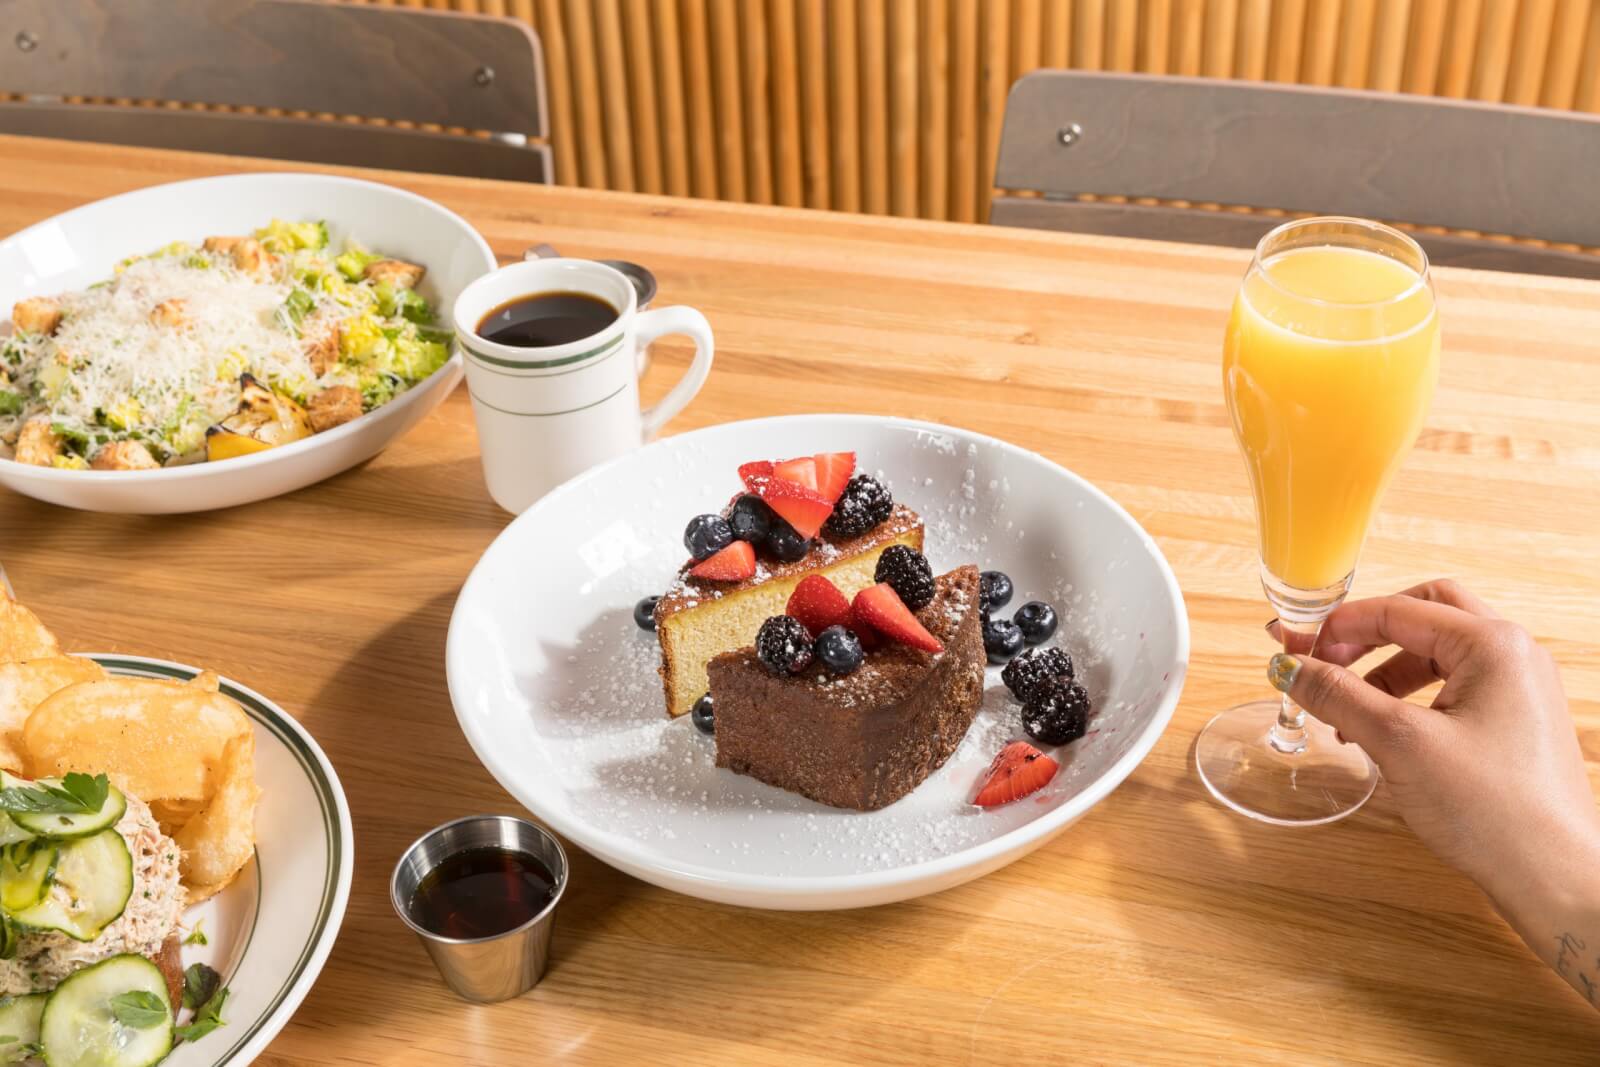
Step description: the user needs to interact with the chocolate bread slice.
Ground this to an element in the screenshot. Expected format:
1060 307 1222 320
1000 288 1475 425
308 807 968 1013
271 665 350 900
707 565 984 811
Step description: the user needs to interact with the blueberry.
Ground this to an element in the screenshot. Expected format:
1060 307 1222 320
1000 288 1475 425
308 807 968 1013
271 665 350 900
983 617 1024 664
814 625 864 675
756 615 814 675
633 595 660 632
691 693 715 735
1001 646 1075 701
979 571 1013 611
684 514 734 561
874 545 935 610
729 494 773 543
1022 677 1090 745
1013 601 1058 644
764 521 810 563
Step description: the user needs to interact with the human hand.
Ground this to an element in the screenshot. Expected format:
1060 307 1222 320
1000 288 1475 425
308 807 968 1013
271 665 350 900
1269 580 1600 1006
1270 580 1594 894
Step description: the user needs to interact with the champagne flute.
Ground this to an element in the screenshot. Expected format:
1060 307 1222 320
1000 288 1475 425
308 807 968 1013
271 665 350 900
1196 217 1441 826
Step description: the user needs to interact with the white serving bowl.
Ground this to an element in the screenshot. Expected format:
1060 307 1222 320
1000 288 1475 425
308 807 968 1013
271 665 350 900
446 415 1190 910
0 173 496 513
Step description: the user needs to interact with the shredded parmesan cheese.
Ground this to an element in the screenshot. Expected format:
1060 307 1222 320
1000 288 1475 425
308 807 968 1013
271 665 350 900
0 223 448 467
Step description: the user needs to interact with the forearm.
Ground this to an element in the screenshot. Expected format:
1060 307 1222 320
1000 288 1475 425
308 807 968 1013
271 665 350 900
1482 808 1600 1011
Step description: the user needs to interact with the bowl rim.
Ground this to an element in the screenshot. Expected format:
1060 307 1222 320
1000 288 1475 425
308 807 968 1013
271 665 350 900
0 171 497 483
446 413 1192 901
83 652 354 1065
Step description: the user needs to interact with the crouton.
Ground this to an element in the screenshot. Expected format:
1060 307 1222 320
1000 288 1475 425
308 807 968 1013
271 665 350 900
227 238 270 276
12 297 62 336
14 418 62 466
303 318 340 376
89 440 159 471
150 298 189 330
363 259 425 289
307 385 363 433
202 236 245 254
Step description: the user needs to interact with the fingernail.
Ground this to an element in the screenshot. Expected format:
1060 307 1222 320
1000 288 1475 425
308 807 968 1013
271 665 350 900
1267 653 1301 693
1263 619 1277 632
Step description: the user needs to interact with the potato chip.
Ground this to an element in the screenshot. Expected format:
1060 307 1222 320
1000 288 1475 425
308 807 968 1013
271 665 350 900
0 656 106 772
175 730 259 892
22 675 251 803
0 596 61 664
148 797 206 836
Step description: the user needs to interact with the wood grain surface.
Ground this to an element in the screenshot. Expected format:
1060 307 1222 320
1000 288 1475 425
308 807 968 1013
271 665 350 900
1 135 1597 1066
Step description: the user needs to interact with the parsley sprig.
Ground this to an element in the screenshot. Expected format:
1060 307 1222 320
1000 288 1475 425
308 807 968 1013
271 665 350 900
108 990 169 1029
177 964 228 1043
0 773 108 815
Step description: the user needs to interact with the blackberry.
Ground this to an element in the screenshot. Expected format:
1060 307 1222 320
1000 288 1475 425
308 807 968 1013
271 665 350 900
873 545 935 610
1021 677 1091 745
729 494 773 544
764 521 811 563
979 570 1014 611
823 474 893 538
983 618 1024 664
691 693 715 735
1013 601 1058 645
633 595 660 632
684 514 733 561
756 615 814 675
1001 646 1075 701
814 625 864 675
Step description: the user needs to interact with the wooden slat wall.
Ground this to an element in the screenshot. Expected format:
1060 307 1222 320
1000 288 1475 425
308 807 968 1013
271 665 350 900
358 0 1600 219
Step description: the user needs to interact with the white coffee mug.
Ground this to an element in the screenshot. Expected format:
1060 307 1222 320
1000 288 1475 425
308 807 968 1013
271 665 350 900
453 258 713 513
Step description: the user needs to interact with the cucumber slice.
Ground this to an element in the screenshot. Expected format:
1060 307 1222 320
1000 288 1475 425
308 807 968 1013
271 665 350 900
0 913 17 961
0 816 34 849
11 780 126 841
0 992 45 1063
10 831 131 942
39 955 172 1067
0 841 57 911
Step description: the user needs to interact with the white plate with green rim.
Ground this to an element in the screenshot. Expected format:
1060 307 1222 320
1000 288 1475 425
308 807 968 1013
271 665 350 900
83 655 353 1066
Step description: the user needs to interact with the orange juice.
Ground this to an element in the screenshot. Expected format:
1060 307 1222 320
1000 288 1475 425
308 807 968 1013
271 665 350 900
1224 246 1439 589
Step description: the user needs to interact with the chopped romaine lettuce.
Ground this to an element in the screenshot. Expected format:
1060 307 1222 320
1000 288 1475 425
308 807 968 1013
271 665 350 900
255 219 329 254
335 247 383 282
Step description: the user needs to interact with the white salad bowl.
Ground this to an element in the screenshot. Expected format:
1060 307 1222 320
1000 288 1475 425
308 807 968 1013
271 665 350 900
446 415 1190 910
0 173 496 513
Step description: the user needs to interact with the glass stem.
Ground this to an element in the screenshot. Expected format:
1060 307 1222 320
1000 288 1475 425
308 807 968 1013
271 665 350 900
1269 616 1322 755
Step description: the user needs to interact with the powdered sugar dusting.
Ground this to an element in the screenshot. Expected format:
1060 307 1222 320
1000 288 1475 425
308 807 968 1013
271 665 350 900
460 423 1184 885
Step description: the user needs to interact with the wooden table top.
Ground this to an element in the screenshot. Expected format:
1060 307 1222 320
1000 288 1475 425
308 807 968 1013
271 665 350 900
1 135 1596 1066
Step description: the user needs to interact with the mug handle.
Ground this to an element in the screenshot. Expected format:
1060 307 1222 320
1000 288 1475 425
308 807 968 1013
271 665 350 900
636 306 714 439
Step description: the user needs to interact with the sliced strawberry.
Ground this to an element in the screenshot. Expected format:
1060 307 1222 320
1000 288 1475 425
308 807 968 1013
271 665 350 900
773 456 819 491
688 540 756 581
812 451 856 502
973 741 1060 808
847 597 883 651
851 583 943 653
738 460 774 494
786 575 851 636
759 478 834 539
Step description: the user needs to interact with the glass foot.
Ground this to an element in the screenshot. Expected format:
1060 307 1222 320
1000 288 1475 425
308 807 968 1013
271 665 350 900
1195 700 1378 826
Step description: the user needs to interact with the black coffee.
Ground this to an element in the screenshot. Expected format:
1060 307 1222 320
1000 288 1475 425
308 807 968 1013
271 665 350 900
477 291 618 348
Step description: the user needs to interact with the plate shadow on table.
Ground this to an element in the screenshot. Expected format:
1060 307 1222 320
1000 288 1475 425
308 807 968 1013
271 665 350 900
1077 732 1598 1064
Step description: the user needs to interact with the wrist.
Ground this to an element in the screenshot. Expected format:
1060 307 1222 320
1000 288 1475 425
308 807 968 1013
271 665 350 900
1481 807 1600 967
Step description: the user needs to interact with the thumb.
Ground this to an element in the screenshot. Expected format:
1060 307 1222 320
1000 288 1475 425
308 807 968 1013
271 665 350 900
1268 652 1432 766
